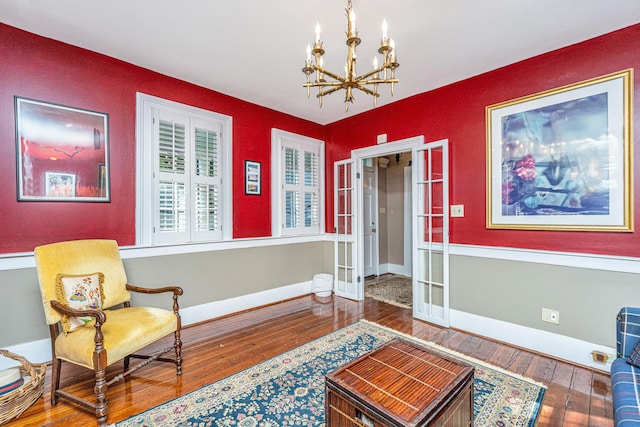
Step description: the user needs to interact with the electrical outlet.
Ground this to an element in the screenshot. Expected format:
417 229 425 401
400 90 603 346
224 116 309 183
450 204 464 217
592 351 608 363
541 307 559 325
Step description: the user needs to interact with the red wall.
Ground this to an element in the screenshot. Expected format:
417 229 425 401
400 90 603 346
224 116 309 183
324 24 640 258
0 23 323 254
2 22 639 258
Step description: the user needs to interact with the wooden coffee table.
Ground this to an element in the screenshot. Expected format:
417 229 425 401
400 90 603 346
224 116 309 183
325 338 474 426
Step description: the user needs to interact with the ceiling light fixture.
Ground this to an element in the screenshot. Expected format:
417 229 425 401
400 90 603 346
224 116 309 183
302 0 399 111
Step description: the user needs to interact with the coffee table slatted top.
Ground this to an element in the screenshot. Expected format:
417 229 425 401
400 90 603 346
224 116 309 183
326 338 474 423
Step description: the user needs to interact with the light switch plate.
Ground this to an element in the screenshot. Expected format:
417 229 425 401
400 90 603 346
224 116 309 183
450 204 464 217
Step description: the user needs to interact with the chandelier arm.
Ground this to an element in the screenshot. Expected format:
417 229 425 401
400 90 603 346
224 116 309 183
317 86 345 98
356 78 399 86
314 66 346 82
304 81 345 89
354 85 379 97
354 67 386 82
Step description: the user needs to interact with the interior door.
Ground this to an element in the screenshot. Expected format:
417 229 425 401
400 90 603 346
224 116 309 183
334 159 360 300
362 165 378 277
412 140 449 327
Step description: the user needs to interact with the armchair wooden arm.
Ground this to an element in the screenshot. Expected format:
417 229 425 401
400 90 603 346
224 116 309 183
125 284 183 317
50 300 107 325
126 283 183 296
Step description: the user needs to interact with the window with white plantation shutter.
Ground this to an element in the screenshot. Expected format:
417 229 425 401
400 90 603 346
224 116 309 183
137 94 232 246
272 129 324 236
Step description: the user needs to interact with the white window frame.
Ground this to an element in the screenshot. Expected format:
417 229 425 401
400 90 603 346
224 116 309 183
271 128 325 237
136 93 233 246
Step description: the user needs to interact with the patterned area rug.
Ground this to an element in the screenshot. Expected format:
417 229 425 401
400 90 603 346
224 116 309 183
365 274 412 308
113 320 545 427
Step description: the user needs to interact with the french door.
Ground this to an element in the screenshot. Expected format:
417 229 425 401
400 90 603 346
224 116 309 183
412 140 449 327
333 159 359 300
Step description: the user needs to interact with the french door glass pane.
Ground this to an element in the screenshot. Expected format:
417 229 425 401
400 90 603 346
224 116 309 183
430 146 444 179
432 181 444 215
432 215 444 243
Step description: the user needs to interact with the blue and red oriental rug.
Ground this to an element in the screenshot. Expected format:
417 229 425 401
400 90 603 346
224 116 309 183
113 320 545 427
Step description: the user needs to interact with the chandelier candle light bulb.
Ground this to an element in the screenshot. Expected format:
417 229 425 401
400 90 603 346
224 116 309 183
348 10 356 38
302 0 399 111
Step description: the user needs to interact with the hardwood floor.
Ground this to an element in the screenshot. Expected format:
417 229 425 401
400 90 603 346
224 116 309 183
8 294 613 426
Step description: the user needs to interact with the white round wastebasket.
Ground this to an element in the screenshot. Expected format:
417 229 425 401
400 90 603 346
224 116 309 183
312 273 333 297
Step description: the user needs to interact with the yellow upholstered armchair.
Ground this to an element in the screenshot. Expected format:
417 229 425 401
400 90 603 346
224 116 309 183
34 239 183 426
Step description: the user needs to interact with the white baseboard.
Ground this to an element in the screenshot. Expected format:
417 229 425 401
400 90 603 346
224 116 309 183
378 263 408 276
180 281 312 326
0 281 312 370
450 309 615 371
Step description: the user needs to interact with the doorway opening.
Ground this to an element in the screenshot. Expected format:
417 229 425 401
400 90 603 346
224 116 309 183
363 152 412 308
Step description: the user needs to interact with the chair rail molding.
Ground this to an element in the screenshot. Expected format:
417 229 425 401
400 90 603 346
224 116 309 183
450 243 640 274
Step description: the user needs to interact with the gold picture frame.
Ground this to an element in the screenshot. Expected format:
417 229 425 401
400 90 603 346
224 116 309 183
486 69 633 231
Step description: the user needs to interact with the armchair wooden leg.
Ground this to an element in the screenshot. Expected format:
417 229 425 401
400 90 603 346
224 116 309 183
175 330 183 376
95 367 108 426
93 334 109 426
51 358 61 405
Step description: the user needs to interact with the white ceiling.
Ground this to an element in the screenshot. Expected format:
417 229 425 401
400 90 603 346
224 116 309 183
2 1 640 125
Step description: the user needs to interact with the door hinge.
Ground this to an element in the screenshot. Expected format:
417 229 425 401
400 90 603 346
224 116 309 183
356 172 361 179
357 276 361 283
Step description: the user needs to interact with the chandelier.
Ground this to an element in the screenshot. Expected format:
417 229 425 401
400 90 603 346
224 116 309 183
302 0 399 111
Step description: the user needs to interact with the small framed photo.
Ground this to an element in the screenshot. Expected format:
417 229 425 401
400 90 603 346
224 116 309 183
245 160 261 195
486 69 633 232
45 172 76 197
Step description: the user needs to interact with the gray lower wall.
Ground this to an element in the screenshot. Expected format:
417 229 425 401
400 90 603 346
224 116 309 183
0 241 331 348
1 240 636 352
450 254 640 348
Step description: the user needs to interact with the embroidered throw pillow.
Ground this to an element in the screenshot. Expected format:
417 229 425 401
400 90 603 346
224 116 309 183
55 272 105 333
627 341 640 368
